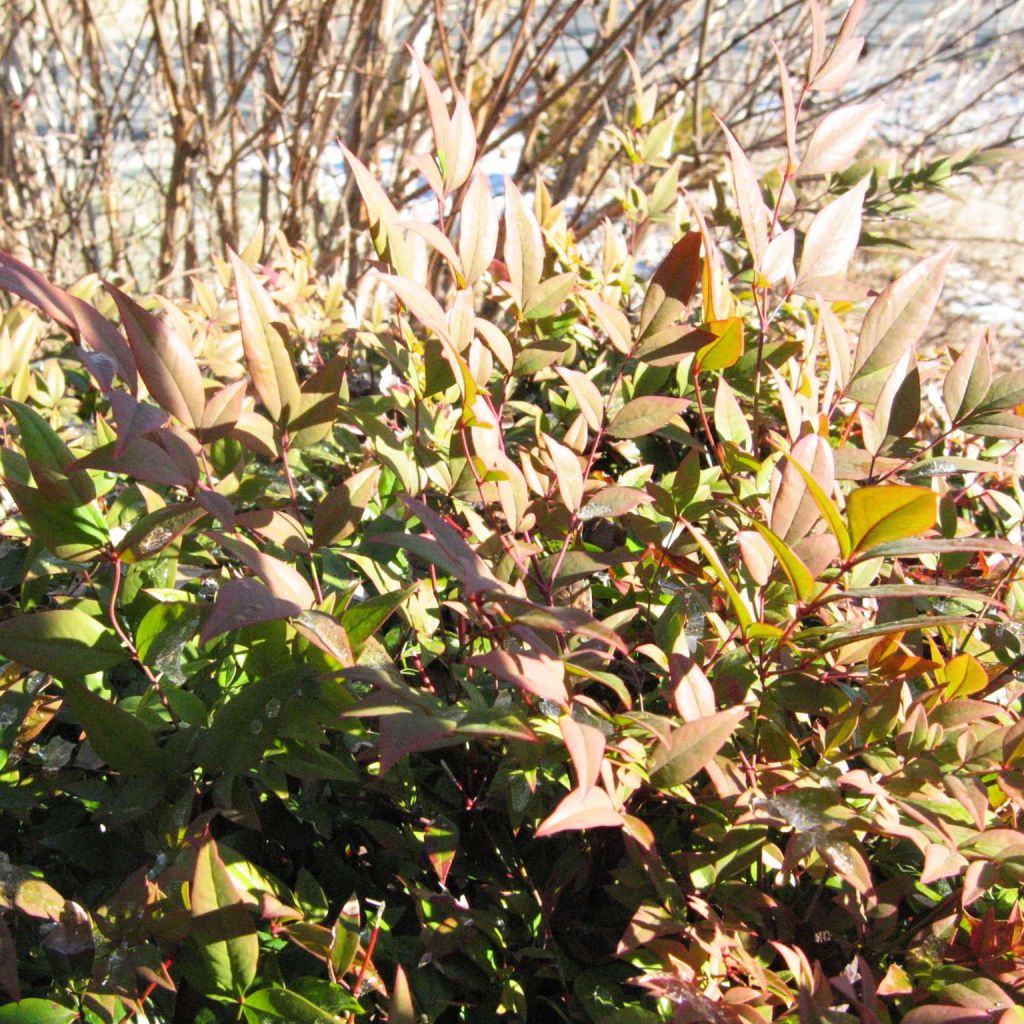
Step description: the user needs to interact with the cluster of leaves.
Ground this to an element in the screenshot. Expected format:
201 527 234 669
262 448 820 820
1 5 1023 1022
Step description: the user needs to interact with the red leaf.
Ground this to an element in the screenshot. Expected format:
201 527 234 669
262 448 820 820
0 251 137 390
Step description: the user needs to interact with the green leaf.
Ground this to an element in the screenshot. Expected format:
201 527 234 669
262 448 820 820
64 679 162 775
853 536 1024 561
523 272 575 320
747 522 815 600
197 668 311 773
944 333 992 423
135 600 204 678
973 368 1024 414
608 397 687 439
292 978 362 1016
685 524 753 630
0 1000 78 1024
649 706 747 788
330 894 361 978
117 503 206 563
4 480 108 561
0 609 127 679
847 485 938 552
0 397 95 505
243 987 352 1023
341 588 410 654
189 839 258 998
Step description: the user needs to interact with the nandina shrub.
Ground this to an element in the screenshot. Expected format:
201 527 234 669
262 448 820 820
0 6 1022 1024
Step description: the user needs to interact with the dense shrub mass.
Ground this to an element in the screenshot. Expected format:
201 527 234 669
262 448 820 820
0 5 1022 1023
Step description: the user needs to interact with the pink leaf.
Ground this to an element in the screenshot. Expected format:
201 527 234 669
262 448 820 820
200 578 302 645
716 117 768 265
795 176 869 288
208 531 315 609
535 785 623 837
470 649 568 706
798 102 884 177
379 274 449 339
459 171 499 286
560 715 605 793
198 380 247 442
503 178 544 311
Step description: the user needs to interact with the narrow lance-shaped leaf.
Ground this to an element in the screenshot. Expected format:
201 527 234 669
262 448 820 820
608 396 687 439
556 367 604 432
389 965 416 1024
716 117 768 266
229 249 300 425
747 521 815 601
469 649 568 706
64 679 162 776
340 145 402 263
109 391 170 455
198 380 247 442
288 355 345 449
0 397 95 505
0 609 127 680
795 176 869 288
459 170 498 286
542 433 584 512
798 102 883 177
770 433 836 543
649 706 747 788
313 464 382 547
695 317 744 372
637 231 702 342
107 284 206 428
208 531 315 608
4 479 108 560
944 332 993 423
199 578 302 646
503 179 544 311
117 502 207 563
189 839 259 998
534 785 623 837
0 251 137 391
848 246 953 403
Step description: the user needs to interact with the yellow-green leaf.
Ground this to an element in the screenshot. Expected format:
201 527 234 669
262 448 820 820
847 485 938 552
189 839 258 998
0 609 127 679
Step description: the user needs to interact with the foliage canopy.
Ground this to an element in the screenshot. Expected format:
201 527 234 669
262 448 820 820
0 5 1022 1022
